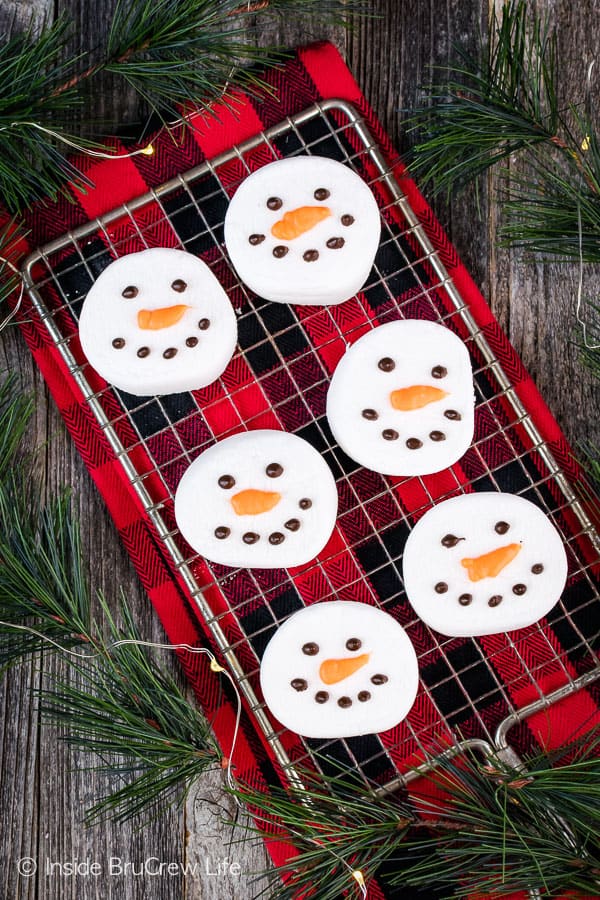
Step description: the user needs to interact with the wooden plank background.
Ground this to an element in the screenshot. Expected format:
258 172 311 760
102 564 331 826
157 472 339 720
1 1 598 897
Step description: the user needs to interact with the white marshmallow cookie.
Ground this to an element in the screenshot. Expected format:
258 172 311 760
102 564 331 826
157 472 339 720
174 430 338 569
326 320 475 476
224 157 381 305
79 248 237 396
260 601 419 738
402 493 568 637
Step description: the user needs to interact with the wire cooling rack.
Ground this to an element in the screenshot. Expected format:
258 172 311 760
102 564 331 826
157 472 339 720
21 99 600 794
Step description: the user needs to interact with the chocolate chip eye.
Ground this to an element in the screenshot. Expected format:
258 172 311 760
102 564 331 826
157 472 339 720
441 533 463 548
302 642 319 656
266 463 283 478
218 474 235 489
378 357 395 372
314 188 330 201
122 285 138 299
267 196 283 210
171 279 187 292
346 638 362 651
341 214 354 226
431 365 447 378
495 521 510 534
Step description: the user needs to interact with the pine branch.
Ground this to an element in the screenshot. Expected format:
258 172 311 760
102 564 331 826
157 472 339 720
405 1 600 264
233 735 600 899
40 598 222 825
0 0 358 211
0 374 222 822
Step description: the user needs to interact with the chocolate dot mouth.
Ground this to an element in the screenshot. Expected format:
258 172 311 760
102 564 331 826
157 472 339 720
444 409 461 420
341 214 354 226
382 428 399 441
488 594 503 607
370 673 388 685
315 691 329 703
291 678 308 692
512 583 527 595
406 437 423 450
112 337 125 349
435 582 448 593
326 237 345 249
458 593 472 606
303 249 319 262
531 563 544 574
362 408 379 420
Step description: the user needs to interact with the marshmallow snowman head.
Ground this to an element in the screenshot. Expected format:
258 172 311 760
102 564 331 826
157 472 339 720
260 601 419 738
79 248 237 396
402 493 568 637
174 430 338 569
326 319 475 476
224 157 381 306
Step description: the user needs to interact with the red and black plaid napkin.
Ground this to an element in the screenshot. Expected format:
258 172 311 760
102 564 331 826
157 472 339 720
7 42 600 899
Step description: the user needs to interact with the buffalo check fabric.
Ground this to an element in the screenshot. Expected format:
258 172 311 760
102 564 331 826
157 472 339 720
6 42 600 899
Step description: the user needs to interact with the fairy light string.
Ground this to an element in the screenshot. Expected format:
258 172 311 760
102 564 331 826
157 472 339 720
0 619 368 897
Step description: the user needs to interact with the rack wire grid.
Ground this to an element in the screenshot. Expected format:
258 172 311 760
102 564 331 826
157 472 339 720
21 98 600 794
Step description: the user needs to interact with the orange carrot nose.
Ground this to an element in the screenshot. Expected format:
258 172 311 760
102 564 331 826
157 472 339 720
137 305 189 330
461 543 522 582
319 653 370 685
271 206 332 240
390 385 449 411
230 489 281 516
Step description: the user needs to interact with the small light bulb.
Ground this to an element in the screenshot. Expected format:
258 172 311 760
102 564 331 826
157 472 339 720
582 135 591 151
210 657 225 673
352 869 365 888
141 144 155 156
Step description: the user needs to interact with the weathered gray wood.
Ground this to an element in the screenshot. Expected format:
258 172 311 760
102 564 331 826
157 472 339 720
1 1 599 898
